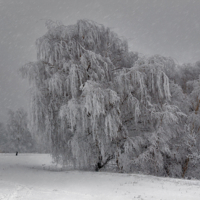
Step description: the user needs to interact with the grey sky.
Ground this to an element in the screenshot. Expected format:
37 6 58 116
0 0 200 123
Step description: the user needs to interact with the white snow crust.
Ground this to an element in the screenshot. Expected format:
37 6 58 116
0 154 200 200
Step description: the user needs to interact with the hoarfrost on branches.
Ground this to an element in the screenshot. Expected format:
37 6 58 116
21 19 200 177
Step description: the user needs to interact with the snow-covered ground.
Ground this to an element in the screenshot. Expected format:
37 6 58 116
0 154 200 200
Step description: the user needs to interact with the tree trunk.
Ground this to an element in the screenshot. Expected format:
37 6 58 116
182 157 190 178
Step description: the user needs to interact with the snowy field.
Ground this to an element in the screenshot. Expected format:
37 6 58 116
0 154 200 200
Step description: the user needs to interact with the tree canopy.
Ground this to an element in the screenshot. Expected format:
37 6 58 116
21 20 200 177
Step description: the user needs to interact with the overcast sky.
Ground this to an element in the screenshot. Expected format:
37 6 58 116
0 0 200 123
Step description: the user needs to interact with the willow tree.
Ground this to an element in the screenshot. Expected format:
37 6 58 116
21 20 184 173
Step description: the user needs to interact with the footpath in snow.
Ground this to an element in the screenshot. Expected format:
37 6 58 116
0 153 200 200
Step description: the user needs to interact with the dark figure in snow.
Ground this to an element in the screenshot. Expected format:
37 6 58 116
16 151 18 156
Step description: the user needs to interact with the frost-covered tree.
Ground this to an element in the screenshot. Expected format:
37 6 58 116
21 20 191 175
21 20 138 167
114 55 188 175
6 108 35 153
169 62 200 178
175 61 200 93
0 122 9 152
184 76 200 177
